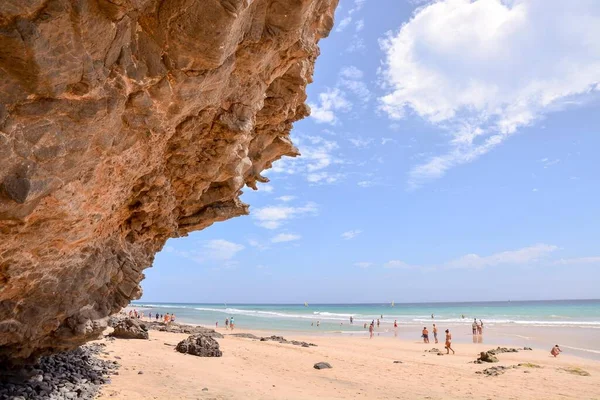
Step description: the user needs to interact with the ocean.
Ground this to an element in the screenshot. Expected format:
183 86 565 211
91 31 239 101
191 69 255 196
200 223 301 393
131 299 600 359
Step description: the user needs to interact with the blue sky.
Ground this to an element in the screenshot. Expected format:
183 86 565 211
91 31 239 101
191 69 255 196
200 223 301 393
141 0 600 303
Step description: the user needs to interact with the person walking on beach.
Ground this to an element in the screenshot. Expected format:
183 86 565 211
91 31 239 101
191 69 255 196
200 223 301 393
476 320 482 335
422 327 429 343
393 320 398 337
230 317 235 330
551 345 562 357
377 318 380 328
445 329 455 354
472 319 477 335
369 322 374 339
433 324 438 344
225 318 229 330
479 319 484 334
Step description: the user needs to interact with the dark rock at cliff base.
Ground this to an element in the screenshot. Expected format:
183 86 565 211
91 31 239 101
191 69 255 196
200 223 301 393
110 318 149 340
314 362 332 370
476 352 499 363
176 335 222 357
0 343 118 399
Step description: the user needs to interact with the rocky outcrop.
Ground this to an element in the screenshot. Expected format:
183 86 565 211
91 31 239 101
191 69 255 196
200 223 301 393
146 321 223 338
476 352 499 363
109 318 148 340
0 0 338 364
175 334 222 357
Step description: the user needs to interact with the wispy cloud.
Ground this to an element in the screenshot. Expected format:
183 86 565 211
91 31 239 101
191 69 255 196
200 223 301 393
271 135 345 185
342 229 362 240
309 66 371 125
271 233 302 243
384 244 560 270
277 195 296 202
252 202 318 229
165 239 245 267
354 261 373 268
348 138 373 148
379 0 600 188
552 257 600 266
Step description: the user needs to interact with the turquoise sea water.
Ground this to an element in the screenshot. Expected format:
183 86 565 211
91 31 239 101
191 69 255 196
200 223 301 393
132 299 600 359
132 299 600 332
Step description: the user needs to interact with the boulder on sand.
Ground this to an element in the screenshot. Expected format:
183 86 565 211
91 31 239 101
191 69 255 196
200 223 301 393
110 318 149 340
476 351 499 363
314 362 332 369
176 335 222 357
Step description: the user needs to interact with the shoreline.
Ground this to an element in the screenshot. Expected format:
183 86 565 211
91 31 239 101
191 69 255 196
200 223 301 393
124 305 600 362
95 324 600 399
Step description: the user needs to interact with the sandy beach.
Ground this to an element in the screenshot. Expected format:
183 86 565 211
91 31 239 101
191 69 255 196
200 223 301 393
95 326 600 400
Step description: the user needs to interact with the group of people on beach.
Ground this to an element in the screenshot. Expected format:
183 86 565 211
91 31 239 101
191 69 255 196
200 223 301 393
219 317 235 330
421 324 455 354
125 309 176 324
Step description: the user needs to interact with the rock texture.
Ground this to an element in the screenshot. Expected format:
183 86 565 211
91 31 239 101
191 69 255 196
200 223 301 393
175 334 222 357
0 0 338 364
109 318 148 340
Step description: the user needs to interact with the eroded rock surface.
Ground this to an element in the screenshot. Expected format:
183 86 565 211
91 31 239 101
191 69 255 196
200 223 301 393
0 0 338 364
109 318 148 340
175 334 222 358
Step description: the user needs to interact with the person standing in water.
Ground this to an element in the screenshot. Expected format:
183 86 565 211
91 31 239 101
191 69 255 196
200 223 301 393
350 316 353 324
472 318 478 335
445 329 455 354
225 318 229 330
433 324 438 344
377 318 380 328
422 327 429 343
369 322 374 339
393 320 398 337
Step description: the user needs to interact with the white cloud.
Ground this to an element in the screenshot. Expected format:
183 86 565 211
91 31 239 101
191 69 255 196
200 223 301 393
444 244 558 269
271 233 302 243
347 37 366 53
342 229 362 240
357 180 375 188
248 239 270 251
552 257 600 266
271 135 345 185
167 239 245 265
540 158 560 168
340 66 363 80
384 260 413 269
384 244 561 270
336 16 352 32
309 88 352 125
277 195 296 202
203 239 245 261
354 261 373 268
381 138 396 145
355 19 365 32
379 0 600 188
252 202 318 229
259 183 274 193
348 138 373 148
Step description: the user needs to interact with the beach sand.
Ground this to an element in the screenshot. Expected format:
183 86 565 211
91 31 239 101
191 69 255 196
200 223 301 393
95 327 600 400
